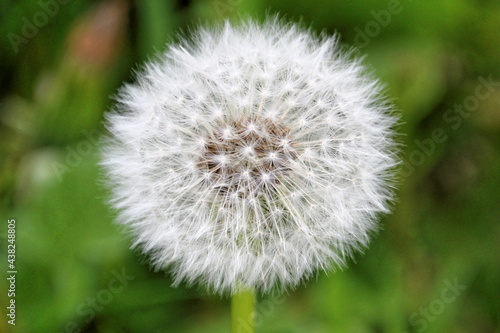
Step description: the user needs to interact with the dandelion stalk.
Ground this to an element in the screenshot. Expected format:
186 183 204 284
231 284 255 333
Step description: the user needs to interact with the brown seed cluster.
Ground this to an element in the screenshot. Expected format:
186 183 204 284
198 117 296 197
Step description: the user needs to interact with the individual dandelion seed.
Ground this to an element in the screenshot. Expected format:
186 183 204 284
101 18 399 298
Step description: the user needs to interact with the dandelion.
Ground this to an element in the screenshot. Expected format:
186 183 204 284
101 17 398 331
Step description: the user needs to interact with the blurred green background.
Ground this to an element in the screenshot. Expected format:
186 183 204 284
1 0 499 332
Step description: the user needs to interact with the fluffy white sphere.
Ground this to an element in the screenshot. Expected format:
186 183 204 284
101 18 399 295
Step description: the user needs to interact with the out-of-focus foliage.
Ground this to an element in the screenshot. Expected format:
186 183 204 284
0 0 499 332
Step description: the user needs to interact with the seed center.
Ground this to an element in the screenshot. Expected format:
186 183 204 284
199 117 295 198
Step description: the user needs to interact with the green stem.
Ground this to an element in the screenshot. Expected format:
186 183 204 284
231 284 255 333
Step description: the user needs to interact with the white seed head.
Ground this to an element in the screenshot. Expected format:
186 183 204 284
101 18 399 295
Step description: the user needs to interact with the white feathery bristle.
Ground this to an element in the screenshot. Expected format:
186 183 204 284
101 18 399 295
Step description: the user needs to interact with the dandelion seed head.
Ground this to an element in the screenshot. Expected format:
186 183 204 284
101 18 399 295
